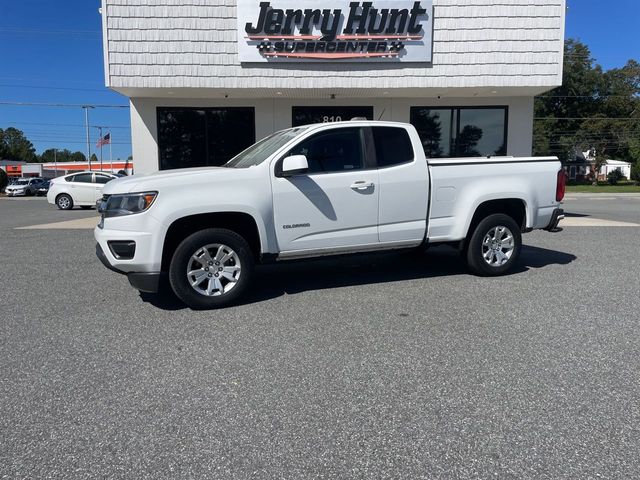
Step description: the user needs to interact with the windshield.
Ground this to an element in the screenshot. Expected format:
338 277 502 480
224 127 308 168
15 180 29 185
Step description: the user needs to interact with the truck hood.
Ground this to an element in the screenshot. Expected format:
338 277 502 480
102 166 248 195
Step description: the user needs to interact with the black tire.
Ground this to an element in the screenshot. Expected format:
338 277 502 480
466 213 522 276
169 228 254 309
56 194 73 210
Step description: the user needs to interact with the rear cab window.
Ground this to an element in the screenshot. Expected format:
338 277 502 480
372 126 414 168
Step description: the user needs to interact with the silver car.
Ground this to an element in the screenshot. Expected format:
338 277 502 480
5 178 43 197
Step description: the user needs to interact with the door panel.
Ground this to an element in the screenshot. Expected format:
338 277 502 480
68 173 95 204
93 174 113 201
272 171 379 252
377 164 428 242
372 126 430 243
272 126 379 252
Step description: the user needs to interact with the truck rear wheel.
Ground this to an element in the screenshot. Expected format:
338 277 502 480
466 213 521 276
169 228 254 309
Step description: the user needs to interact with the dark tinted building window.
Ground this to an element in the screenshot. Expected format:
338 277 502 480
372 127 414 167
287 127 364 174
410 107 508 158
292 106 373 127
157 107 255 170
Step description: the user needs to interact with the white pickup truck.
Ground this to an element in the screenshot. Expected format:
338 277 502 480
95 121 565 308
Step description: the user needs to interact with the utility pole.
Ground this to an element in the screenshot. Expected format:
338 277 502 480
82 105 94 171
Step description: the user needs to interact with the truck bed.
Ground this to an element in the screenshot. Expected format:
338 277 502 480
427 156 561 242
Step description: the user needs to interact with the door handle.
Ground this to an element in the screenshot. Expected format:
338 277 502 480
350 181 374 190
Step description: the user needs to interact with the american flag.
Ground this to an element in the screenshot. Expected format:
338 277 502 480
96 132 111 148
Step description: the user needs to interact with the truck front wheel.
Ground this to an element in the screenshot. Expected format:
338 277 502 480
466 214 522 276
169 228 254 309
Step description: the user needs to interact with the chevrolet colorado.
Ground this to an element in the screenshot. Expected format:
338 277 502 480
95 121 565 308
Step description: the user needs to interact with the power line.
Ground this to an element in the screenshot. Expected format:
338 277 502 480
2 121 130 129
27 134 131 141
0 76 104 86
0 84 113 93
0 27 101 36
27 140 132 145
0 101 129 109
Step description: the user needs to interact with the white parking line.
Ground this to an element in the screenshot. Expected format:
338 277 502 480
560 217 640 227
15 217 100 230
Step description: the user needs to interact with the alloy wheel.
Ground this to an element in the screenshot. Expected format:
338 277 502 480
58 196 71 209
481 226 515 267
186 243 241 297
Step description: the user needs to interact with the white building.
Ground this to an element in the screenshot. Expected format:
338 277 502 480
100 0 566 174
600 160 632 180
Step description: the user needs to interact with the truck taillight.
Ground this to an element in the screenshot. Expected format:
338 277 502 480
556 169 567 202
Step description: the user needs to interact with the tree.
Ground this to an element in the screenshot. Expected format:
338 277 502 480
534 40 640 170
0 127 37 162
414 111 444 157
39 149 86 163
70 151 86 163
455 125 483 157
607 169 625 185
89 153 98 164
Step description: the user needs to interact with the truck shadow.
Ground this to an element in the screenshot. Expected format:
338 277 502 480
139 245 576 311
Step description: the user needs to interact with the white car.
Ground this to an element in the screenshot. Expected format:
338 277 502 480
48 171 120 210
96 121 565 309
5 178 43 197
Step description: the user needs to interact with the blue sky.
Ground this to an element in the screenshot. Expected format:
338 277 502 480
0 0 638 159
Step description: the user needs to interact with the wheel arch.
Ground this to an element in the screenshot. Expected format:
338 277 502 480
465 198 528 241
55 191 73 205
161 211 263 272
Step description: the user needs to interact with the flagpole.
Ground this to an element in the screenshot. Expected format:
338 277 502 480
99 126 103 171
109 131 113 173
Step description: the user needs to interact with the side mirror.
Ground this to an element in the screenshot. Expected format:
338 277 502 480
281 155 308 177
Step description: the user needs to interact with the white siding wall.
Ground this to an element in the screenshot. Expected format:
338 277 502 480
104 0 565 91
131 96 534 174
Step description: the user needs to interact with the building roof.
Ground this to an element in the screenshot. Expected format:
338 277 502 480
605 159 631 166
0 159 26 166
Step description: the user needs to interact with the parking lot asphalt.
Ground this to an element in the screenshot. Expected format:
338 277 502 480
1 196 639 479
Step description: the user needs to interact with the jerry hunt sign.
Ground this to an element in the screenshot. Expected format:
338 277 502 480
237 1 433 62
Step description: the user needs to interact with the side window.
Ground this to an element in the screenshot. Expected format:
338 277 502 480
372 127 414 168
69 173 93 183
286 127 363 174
94 175 112 184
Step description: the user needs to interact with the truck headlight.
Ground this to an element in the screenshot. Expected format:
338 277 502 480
101 192 157 218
